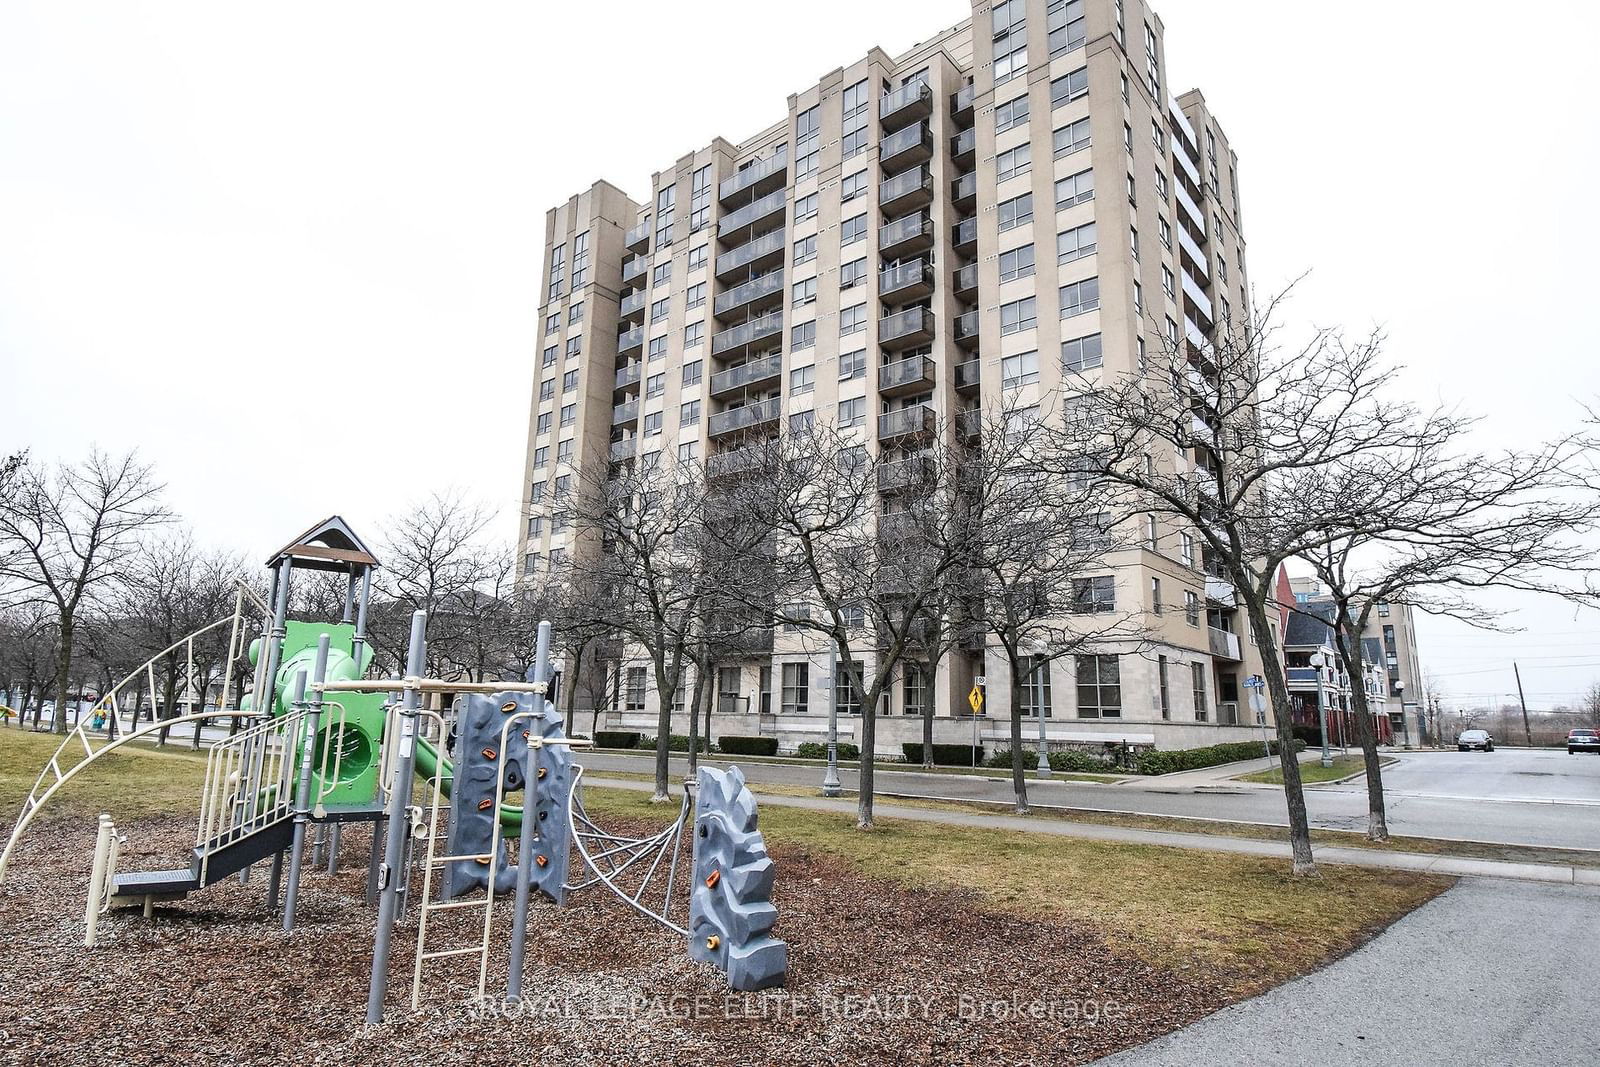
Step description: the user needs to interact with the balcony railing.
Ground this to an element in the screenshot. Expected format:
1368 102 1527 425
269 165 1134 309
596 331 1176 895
624 220 651 252
714 229 786 280
953 216 977 252
719 153 788 203
953 262 977 298
717 186 786 240
951 127 976 164
1178 225 1209 280
709 353 782 398
879 212 934 258
954 310 979 348
878 258 934 301
614 362 642 390
952 171 977 208
622 254 648 284
609 437 636 461
708 397 781 438
955 358 981 392
617 325 644 353
612 400 639 426
880 121 933 171
619 289 647 320
957 408 981 441
879 353 935 395
707 444 767 480
1208 627 1242 661
877 454 932 493
952 83 975 123
878 404 935 442
880 80 933 127
1205 576 1237 607
879 166 934 213
710 311 783 358
878 308 935 352
1183 269 1214 326
1176 180 1207 235
713 269 785 319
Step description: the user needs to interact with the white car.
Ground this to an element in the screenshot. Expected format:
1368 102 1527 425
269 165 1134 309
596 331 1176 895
1457 729 1494 752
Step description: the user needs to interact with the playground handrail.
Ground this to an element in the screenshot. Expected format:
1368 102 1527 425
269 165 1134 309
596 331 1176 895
196 710 307 882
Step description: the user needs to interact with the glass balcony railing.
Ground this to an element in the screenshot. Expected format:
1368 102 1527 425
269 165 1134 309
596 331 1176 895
1178 225 1209 279
714 269 785 318
953 216 978 251
709 353 782 397
951 171 977 207
624 220 651 251
717 187 786 239
879 212 933 257
877 454 932 493
880 80 933 127
878 353 935 393
955 359 981 392
879 166 933 212
714 229 786 279
612 399 639 425
953 262 977 297
711 311 784 357
622 254 648 283
708 397 781 437
878 404 935 441
952 83 975 122
707 444 767 479
614 362 641 390
617 325 644 353
878 309 935 352
719 152 788 203
951 127 976 162
878 258 934 300
619 289 646 319
1176 180 1207 234
880 121 933 170
954 310 980 347
1183 270 1214 325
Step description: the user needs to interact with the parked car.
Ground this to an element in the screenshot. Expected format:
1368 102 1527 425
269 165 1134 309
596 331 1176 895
1568 729 1600 754
1457 729 1494 752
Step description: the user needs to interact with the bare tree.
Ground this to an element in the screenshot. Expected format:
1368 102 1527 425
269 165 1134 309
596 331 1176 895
0 450 170 734
1582 682 1600 731
375 492 498 678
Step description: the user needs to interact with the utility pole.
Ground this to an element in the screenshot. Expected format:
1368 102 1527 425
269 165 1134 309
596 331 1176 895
1513 662 1534 749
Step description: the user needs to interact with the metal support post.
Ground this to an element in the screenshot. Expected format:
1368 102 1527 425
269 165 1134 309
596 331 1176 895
822 637 841 797
507 621 552 1003
284 636 330 932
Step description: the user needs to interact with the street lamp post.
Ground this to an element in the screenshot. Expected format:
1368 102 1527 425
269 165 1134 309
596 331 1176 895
822 637 841 797
1309 651 1333 768
1031 645 1051 778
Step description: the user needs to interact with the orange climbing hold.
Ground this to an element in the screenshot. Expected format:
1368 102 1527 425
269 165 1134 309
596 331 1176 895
535 854 549 868
704 869 721 889
500 701 518 713
705 934 721 951
477 798 494 812
537 767 547 779
481 747 497 760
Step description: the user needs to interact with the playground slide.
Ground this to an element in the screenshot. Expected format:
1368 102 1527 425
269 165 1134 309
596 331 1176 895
412 736 525 833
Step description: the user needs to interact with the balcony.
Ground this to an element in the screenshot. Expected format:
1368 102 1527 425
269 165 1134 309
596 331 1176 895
1178 225 1209 281
1176 180 1207 235
717 187 786 241
880 80 933 128
708 397 781 439
713 269 785 321
1185 315 1210 352
878 453 932 494
952 171 977 210
953 216 977 254
951 127 975 165
879 166 934 214
1172 136 1203 193
952 83 975 124
878 258 934 302
1183 270 1215 327
878 308 935 353
612 399 639 426
614 362 642 391
954 359 981 394
622 254 648 286
1205 576 1237 607
617 325 644 355
954 310 980 349
880 121 934 172
709 353 782 399
707 443 767 480
714 229 786 281
609 437 637 462
720 153 787 203
710 311 783 359
624 220 651 254
878 404 935 443
953 262 977 299
957 407 981 442
879 212 934 259
619 288 647 323
877 511 920 542
1208 627 1242 662
879 353 936 395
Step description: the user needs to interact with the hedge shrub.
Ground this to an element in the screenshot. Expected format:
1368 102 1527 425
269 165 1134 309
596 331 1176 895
718 735 779 757
594 730 642 749
1134 738 1305 777
794 741 862 762
902 742 984 767
984 749 1115 773
640 734 696 752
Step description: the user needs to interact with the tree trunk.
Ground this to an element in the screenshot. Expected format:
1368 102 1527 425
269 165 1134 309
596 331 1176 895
565 644 584 728
921 695 935 770
1007 649 1029 815
51 619 74 735
1242 592 1317 875
701 671 714 761
1333 631 1389 841
686 659 706 775
650 660 675 802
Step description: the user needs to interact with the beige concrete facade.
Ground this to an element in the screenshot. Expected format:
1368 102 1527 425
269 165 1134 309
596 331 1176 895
520 0 1275 755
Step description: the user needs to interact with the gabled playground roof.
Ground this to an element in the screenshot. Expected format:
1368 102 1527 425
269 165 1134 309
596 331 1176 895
267 515 381 571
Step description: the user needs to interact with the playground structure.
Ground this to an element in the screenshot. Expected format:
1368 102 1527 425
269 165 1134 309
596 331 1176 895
0 517 787 1023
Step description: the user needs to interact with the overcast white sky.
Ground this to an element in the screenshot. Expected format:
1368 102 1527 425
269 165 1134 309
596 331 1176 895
3 1 1597 710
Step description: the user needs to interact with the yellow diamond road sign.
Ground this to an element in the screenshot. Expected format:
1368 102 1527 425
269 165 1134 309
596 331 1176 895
968 685 984 714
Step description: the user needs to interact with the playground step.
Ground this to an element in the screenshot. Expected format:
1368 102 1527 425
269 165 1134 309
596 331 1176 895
191 817 296 888
110 868 199 900
312 801 386 824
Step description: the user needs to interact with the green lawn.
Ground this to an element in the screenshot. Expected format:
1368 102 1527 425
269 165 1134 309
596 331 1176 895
1 726 213 824
1237 755 1375 785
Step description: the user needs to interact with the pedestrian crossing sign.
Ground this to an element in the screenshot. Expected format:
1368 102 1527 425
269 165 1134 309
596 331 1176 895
968 685 984 714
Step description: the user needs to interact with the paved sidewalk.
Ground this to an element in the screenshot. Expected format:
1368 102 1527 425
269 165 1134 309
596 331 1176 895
1093 877 1600 1065
586 777 1600 885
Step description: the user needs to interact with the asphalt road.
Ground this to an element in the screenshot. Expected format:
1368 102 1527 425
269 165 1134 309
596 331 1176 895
581 748 1600 850
1093 878 1600 1066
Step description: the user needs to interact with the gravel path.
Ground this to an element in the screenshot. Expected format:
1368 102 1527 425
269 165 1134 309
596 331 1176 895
1093 877 1600 1066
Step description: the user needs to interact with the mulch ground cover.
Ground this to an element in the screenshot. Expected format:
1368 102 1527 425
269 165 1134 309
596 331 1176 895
0 812 1238 1066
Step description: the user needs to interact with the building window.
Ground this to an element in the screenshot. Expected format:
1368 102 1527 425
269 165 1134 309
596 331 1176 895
995 93 1030 133
997 143 1032 183
1054 117 1091 159
686 282 706 310
1001 350 1039 389
536 412 551 435
791 321 816 351
681 399 701 425
569 301 584 324
838 397 865 428
1020 656 1052 718
998 192 1033 232
796 105 821 178
1061 332 1103 372
1071 575 1115 613
547 243 564 300
789 409 814 433
682 360 702 385
689 165 711 233
903 663 929 718
842 78 870 159
834 661 862 716
999 244 1036 283
1181 532 1196 568
542 344 558 368
840 303 866 335
645 372 665 398
841 170 867 202
556 439 574 464
562 369 579 392
1076 655 1121 718
794 234 817 265
1047 0 1086 56
782 662 809 714
1000 296 1037 335
1057 221 1097 263
793 277 817 307
560 403 575 427
790 364 815 394
994 42 1028 86
684 321 704 347
566 335 582 359
1184 590 1200 625
1152 577 1163 614
1050 67 1089 109
655 184 676 247
644 411 663 436
651 298 669 323
1130 226 1140 262
652 261 671 288
1192 661 1208 721
795 192 819 223
1159 216 1173 251
839 348 866 381
1055 167 1095 209
625 666 647 711
1059 277 1101 320
992 0 1025 39
648 335 668 361
688 244 707 271
1163 266 1176 301
841 213 868 245
840 257 867 289
570 231 590 289
1158 656 1170 719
